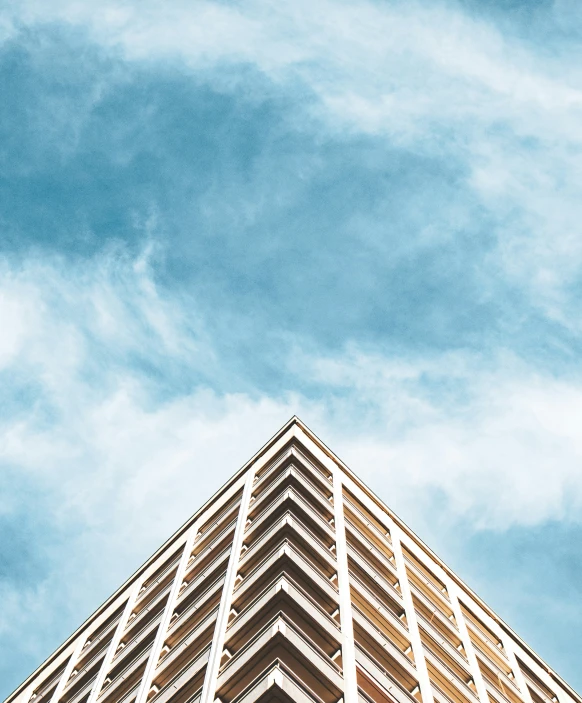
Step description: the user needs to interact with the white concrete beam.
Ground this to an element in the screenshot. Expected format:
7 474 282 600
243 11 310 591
134 525 199 703
200 469 255 703
332 467 358 703
86 580 143 703
445 578 489 703
389 522 434 703
49 637 87 703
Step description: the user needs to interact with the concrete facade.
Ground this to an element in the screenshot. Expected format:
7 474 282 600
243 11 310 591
5 418 580 703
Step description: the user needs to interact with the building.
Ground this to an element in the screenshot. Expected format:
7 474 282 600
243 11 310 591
5 417 580 703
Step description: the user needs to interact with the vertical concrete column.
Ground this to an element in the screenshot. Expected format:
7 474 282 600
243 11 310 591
135 527 199 703
200 469 255 703
87 580 143 703
444 578 489 703
331 467 358 703
389 522 434 703
49 637 88 703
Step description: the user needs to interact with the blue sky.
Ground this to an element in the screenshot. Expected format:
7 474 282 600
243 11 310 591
1 0 582 696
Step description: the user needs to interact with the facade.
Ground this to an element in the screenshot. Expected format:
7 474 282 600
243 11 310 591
6 417 580 703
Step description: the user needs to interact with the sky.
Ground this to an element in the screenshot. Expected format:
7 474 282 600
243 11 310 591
1 0 582 696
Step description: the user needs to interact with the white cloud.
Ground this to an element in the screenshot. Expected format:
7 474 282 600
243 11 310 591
5 0 580 129
0 289 33 369
0 249 295 536
292 346 582 529
2 253 581 551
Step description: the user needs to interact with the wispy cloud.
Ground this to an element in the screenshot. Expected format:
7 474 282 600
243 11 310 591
302 346 582 528
4 251 581 537
6 0 582 326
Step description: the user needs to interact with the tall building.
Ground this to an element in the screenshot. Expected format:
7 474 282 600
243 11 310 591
6 418 580 703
